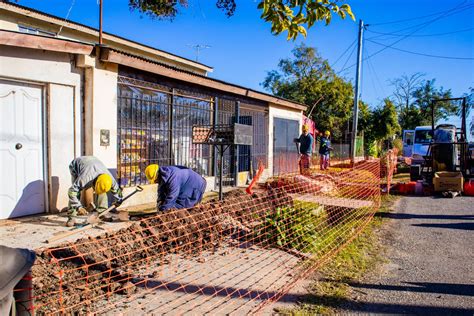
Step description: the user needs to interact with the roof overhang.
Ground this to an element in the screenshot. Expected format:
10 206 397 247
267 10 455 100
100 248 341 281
0 2 213 74
100 48 307 111
0 30 94 55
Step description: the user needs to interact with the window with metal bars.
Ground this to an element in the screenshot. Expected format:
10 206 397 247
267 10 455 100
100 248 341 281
117 77 212 187
239 105 269 175
117 75 269 188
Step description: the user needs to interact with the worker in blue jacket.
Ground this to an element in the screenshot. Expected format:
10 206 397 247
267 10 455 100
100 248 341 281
144 164 207 211
294 124 314 175
318 130 332 170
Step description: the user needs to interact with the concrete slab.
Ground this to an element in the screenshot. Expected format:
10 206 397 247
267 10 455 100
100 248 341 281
290 193 374 209
0 214 132 250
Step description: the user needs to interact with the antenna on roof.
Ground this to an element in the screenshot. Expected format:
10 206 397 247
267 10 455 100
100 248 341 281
187 44 211 62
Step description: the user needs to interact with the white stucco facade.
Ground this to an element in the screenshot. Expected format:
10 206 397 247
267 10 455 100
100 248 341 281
0 46 82 213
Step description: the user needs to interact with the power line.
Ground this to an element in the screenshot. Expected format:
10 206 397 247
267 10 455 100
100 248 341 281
369 0 471 26
57 0 76 36
330 39 357 68
337 40 357 75
367 3 474 40
366 27 474 39
366 39 474 60
338 1 471 73
363 46 386 97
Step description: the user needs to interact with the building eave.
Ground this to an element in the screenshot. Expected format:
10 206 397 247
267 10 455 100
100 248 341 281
0 29 94 55
101 48 307 112
0 2 213 74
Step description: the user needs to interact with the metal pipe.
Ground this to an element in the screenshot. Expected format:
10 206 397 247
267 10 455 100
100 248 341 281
99 0 103 45
431 100 435 132
219 145 223 200
234 101 240 186
213 97 219 188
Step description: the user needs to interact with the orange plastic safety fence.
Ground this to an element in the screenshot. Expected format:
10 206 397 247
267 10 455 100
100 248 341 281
381 149 399 193
16 158 381 315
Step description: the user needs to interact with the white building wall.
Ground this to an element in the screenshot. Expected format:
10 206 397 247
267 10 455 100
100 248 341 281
267 103 303 178
0 46 81 212
90 61 118 171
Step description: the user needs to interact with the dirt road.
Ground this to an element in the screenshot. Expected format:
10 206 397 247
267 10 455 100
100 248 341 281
338 196 474 315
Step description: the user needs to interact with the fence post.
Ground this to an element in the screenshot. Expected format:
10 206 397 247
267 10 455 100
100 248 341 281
234 101 240 186
213 97 219 190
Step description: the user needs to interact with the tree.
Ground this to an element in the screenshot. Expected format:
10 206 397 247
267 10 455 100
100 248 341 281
389 75 458 130
357 100 371 134
128 0 354 40
390 72 425 111
262 44 354 141
366 98 401 154
412 79 456 125
370 99 401 140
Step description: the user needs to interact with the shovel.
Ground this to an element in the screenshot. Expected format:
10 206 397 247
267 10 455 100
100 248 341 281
45 186 143 244
86 186 144 224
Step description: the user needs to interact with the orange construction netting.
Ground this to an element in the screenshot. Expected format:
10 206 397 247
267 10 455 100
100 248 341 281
15 158 381 315
381 148 399 194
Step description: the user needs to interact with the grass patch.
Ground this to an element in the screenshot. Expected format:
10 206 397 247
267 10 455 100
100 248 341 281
277 194 398 315
392 172 410 183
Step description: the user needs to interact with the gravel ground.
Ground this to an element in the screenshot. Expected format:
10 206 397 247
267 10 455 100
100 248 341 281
339 195 474 315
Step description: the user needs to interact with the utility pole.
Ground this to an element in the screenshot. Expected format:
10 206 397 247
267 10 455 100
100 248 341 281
351 19 364 163
99 0 103 45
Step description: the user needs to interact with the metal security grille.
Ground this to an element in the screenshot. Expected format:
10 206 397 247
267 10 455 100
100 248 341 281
117 75 269 188
239 104 268 176
216 98 236 186
273 118 300 175
117 76 212 186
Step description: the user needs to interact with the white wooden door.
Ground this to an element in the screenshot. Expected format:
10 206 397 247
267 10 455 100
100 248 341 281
0 80 45 219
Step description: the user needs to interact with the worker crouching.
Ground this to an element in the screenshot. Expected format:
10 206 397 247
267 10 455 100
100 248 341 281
67 156 122 227
145 164 207 212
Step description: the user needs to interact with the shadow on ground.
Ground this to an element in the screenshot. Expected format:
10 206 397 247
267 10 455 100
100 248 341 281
374 212 474 221
412 222 474 231
346 281 474 297
297 292 474 315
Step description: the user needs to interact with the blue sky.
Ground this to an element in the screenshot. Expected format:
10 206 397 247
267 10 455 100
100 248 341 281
14 0 474 110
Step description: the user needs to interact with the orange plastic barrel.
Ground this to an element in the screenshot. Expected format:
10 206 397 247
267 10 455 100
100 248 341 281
464 179 474 196
406 181 417 194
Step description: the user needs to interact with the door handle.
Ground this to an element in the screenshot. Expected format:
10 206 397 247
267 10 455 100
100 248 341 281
15 143 22 150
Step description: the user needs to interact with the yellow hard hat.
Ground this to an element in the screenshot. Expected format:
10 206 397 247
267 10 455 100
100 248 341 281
325 130 330 136
95 174 112 195
302 124 309 132
145 164 159 184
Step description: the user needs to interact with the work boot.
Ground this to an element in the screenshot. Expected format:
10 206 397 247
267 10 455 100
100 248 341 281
66 217 76 227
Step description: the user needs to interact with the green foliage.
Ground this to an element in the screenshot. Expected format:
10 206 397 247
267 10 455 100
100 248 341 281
369 98 401 141
127 1 354 40
366 140 379 158
258 0 355 40
362 99 400 156
262 44 354 141
263 205 320 251
392 138 403 155
412 79 456 125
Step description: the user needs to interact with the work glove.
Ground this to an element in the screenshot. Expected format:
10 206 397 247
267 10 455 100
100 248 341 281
77 207 88 216
68 206 87 217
